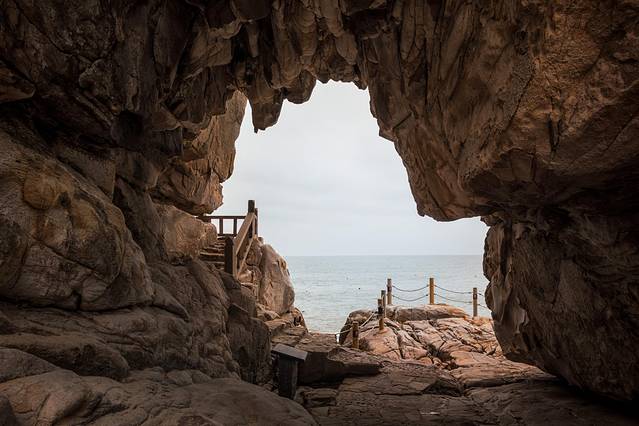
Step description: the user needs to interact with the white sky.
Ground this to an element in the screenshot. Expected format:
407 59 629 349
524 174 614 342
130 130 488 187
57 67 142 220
215 81 487 256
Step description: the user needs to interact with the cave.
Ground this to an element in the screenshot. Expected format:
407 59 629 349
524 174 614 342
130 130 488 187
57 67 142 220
0 0 638 424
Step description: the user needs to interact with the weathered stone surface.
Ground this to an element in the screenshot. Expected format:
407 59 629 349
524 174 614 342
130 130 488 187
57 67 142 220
297 335 382 385
240 237 298 317
0 334 129 380
0 348 56 383
0 395 18 426
468 381 639 426
304 371 639 425
155 204 217 263
296 319 637 425
0 367 316 426
485 217 639 400
339 304 468 344
258 244 296 315
0 0 638 402
339 305 553 390
0 125 154 311
154 93 246 214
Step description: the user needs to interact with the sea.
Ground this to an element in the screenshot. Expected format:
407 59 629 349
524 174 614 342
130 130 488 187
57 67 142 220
287 255 490 333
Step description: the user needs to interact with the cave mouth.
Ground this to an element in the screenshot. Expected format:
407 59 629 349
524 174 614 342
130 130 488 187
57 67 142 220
215 81 489 332
0 0 637 414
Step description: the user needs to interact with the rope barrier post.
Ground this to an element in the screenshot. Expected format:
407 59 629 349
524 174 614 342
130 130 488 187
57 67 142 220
387 278 392 305
381 290 387 318
377 298 385 332
429 277 435 305
473 287 478 318
352 321 359 349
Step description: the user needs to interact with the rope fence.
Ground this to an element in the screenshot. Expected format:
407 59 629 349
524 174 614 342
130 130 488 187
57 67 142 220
392 284 428 293
393 293 429 302
387 277 487 318
337 277 489 349
333 311 375 339
435 292 473 305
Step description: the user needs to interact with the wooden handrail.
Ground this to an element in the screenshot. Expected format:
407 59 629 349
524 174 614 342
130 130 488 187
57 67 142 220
202 215 247 237
234 212 255 257
204 199 260 277
208 215 246 220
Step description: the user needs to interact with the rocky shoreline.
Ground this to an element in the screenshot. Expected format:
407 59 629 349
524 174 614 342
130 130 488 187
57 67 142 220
0 232 637 424
268 304 638 425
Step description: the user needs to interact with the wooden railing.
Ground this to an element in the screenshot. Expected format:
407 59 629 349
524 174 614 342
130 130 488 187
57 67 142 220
201 200 259 278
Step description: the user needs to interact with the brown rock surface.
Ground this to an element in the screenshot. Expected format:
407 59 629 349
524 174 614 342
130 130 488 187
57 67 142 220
341 305 548 384
0 0 637 403
0 361 315 425
240 237 296 316
291 308 638 425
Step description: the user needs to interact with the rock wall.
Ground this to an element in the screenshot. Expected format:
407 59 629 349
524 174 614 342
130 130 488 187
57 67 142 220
0 0 638 401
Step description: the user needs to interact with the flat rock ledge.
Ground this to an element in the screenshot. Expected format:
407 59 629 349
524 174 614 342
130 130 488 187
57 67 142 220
0 347 315 425
270 305 638 425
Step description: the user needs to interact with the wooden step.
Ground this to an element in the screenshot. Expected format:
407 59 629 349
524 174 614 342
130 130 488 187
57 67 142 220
200 252 225 261
201 247 224 254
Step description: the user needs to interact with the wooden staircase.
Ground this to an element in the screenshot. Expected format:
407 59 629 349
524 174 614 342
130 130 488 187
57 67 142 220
198 200 259 278
199 238 227 271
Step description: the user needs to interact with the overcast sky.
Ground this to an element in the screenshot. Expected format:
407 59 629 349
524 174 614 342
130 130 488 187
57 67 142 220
215 81 487 256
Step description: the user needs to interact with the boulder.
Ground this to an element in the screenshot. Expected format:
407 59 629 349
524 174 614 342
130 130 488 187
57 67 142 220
339 304 468 344
0 368 316 426
258 244 296 315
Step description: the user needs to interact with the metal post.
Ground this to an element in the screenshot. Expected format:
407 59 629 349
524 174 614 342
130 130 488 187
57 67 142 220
352 321 359 349
429 277 435 305
377 298 385 331
224 237 236 277
387 278 392 305
381 290 386 318
473 287 478 318
248 199 256 213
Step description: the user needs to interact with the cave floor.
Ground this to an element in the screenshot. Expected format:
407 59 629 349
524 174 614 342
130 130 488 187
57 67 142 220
269 319 638 425
300 359 637 425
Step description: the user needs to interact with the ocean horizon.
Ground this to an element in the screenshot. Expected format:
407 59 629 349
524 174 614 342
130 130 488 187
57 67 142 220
286 255 490 333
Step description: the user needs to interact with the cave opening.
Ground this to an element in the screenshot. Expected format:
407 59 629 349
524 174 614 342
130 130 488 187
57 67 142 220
2 2 638 421
215 81 489 332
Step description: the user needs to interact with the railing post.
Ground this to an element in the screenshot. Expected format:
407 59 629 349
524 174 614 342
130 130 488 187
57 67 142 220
248 199 256 214
233 218 238 236
254 208 259 237
224 237 236 277
429 277 435 305
473 287 478 318
381 290 386 318
377 298 385 331
386 278 392 305
219 218 224 236
352 321 359 349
